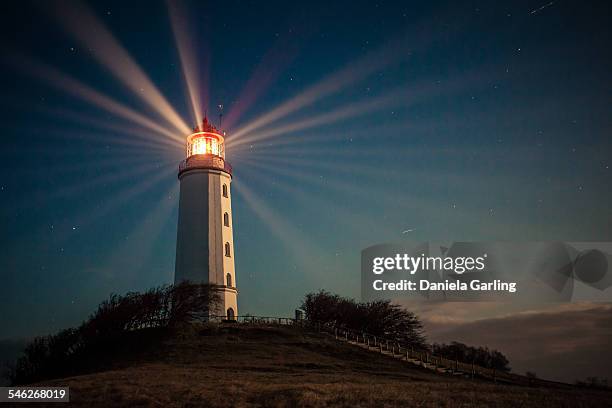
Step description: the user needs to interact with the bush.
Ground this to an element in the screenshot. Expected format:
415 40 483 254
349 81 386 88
576 377 609 389
432 341 510 371
301 290 427 348
11 282 220 385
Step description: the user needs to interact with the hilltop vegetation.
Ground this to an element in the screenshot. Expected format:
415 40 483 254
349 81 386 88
5 286 611 406
10 283 220 384
301 290 427 348
35 324 612 407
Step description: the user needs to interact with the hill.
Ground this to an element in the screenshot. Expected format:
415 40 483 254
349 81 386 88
31 323 612 407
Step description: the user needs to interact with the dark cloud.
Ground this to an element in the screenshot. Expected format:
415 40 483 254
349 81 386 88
423 303 612 383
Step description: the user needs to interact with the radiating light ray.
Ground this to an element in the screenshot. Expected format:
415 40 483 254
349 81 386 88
46 165 176 244
228 5 472 140
3 156 173 217
229 37 412 140
233 145 400 160
40 106 184 150
228 89 405 149
236 156 357 193
75 133 175 155
240 155 429 209
167 0 206 126
236 160 440 247
231 138 422 161
238 161 394 240
2 100 181 152
8 54 184 143
45 0 190 135
14 149 160 181
239 153 523 238
10 122 175 159
40 127 177 157
235 156 408 212
230 61 502 151
234 151 403 183
15 159 175 213
229 121 418 153
223 29 301 130
243 152 560 244
232 179 323 272
101 183 179 287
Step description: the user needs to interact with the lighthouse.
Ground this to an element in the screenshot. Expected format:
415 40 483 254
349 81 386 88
174 117 238 320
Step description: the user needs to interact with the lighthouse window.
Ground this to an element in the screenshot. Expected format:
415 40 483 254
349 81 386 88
222 184 228 197
226 273 232 287
190 136 219 156
224 212 230 227
225 242 231 257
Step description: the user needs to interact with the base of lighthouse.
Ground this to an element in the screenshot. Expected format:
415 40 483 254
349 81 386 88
175 158 238 320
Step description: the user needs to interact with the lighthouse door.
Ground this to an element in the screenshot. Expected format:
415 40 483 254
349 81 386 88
226 307 235 321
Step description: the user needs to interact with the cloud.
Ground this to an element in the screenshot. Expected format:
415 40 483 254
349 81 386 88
420 302 612 383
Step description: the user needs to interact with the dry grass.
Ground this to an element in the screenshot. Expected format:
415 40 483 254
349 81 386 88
34 324 611 407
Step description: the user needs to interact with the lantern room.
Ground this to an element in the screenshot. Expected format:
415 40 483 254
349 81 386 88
186 117 225 159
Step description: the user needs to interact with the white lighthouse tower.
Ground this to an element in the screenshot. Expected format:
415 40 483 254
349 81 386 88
175 117 238 320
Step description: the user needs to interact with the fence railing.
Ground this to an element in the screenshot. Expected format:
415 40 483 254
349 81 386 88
206 315 569 388
329 325 518 384
207 315 298 325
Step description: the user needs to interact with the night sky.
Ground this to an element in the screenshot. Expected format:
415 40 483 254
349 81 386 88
1 0 611 368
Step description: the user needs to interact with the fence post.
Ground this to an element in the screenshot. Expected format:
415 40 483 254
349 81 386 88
373 336 377 347
334 328 338 340
471 362 475 379
406 350 409 361
345 331 348 341
380 344 383 354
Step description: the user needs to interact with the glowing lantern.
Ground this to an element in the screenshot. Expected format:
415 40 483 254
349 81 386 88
185 117 225 159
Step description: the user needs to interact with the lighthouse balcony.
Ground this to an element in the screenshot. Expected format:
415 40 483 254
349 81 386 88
179 154 232 176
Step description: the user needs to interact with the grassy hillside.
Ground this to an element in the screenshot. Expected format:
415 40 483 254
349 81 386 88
35 324 611 407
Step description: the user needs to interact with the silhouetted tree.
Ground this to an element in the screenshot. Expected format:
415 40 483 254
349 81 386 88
301 291 426 348
168 281 221 326
432 341 510 372
576 377 609 389
12 282 220 385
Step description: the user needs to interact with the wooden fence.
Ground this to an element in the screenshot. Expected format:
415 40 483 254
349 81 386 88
207 315 570 389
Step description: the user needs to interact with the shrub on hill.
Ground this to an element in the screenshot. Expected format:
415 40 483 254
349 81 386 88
432 341 510 371
301 290 427 348
11 282 220 385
